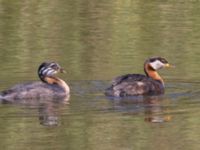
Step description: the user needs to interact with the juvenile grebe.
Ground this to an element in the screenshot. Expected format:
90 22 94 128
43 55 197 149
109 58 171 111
0 62 70 101
105 57 173 97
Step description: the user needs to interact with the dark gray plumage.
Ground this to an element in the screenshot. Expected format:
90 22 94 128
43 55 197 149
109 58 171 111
105 74 164 97
0 82 66 101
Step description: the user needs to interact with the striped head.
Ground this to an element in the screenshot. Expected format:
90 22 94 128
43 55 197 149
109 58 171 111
38 62 64 82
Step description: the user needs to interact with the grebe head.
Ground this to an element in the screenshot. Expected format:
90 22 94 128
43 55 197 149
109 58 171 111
38 62 64 82
144 57 173 84
145 57 171 71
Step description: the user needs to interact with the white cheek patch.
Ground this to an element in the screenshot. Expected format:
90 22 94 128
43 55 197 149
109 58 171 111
42 68 51 75
39 67 46 75
46 70 57 76
149 60 164 70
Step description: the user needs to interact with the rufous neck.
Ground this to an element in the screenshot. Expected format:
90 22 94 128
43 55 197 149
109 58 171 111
43 76 70 93
144 64 164 85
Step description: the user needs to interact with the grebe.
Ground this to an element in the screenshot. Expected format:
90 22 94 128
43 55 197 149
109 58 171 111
105 57 173 97
0 62 70 101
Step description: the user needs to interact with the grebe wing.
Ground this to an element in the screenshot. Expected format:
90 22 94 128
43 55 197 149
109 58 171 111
8 82 64 93
112 74 147 86
0 82 66 101
106 74 163 96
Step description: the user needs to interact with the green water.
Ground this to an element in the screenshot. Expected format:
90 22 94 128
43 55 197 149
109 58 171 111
1 0 200 150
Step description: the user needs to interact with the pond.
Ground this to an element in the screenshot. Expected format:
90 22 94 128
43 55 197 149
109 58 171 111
1 0 200 150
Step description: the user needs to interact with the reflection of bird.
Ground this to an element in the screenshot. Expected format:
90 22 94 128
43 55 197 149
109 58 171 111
105 57 173 97
0 62 70 101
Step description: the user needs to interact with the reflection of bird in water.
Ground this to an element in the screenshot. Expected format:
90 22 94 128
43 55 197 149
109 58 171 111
0 62 70 102
143 96 172 123
38 101 68 126
111 96 172 123
105 57 173 97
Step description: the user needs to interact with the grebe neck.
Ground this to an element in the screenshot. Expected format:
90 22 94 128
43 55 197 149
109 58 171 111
43 76 70 93
144 64 164 85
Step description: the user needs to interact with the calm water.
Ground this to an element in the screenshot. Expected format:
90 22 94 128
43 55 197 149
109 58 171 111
1 0 200 150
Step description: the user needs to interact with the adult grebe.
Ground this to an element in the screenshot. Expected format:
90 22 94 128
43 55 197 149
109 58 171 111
105 57 173 97
0 62 70 101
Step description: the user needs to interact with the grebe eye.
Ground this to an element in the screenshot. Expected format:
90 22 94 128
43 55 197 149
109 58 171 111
149 58 156 62
160 58 168 64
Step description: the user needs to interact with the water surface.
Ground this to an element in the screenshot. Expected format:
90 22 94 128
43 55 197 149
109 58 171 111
1 0 200 150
